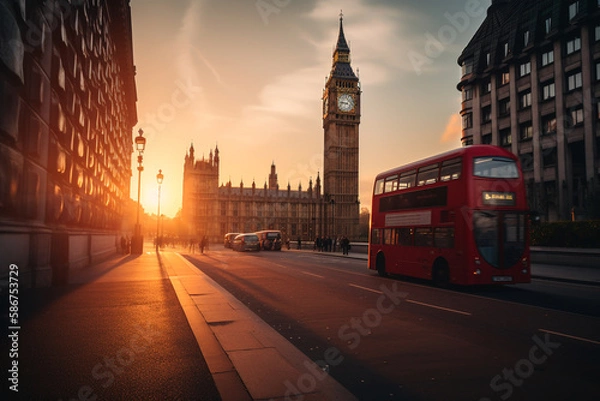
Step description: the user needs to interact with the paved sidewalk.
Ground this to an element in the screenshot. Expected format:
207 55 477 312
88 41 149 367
9 245 221 400
160 250 357 401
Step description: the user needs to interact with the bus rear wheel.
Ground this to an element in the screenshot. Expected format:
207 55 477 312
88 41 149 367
432 260 450 287
376 253 387 277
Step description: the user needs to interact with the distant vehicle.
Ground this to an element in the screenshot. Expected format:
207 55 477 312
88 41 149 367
233 233 260 252
224 233 240 248
369 145 530 286
256 230 282 251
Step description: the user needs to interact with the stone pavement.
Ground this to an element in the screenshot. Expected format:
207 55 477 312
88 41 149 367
9 245 221 400
7 243 356 401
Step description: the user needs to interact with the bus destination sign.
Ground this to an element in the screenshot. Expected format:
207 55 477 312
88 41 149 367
482 191 515 206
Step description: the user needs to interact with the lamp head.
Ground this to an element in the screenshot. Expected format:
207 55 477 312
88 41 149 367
135 129 146 153
157 169 164 184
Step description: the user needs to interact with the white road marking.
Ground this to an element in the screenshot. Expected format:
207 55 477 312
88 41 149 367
348 283 383 294
539 329 600 345
301 271 325 279
405 299 472 316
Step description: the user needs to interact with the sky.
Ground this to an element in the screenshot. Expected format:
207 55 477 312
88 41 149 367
129 0 492 218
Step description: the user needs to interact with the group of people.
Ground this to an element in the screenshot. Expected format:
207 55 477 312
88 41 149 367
311 236 351 255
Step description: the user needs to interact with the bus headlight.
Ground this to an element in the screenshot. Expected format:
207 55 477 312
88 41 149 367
521 257 528 267
474 257 481 265
521 269 528 274
473 269 481 275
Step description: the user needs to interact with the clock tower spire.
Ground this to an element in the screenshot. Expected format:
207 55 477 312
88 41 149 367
322 13 361 239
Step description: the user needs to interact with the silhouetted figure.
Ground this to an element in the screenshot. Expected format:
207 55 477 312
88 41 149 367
341 236 350 255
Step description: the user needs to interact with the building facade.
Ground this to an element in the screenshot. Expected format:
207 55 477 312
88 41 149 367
182 15 361 242
457 0 600 221
182 145 326 243
0 0 137 286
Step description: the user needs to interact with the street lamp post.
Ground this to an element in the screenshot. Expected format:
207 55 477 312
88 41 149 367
131 129 146 254
156 169 163 251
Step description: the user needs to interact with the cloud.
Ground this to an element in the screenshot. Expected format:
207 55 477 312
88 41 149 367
440 113 462 143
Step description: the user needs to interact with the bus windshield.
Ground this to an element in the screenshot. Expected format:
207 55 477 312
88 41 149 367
473 157 519 179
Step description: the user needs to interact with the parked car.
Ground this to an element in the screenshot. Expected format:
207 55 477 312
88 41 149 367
256 230 282 251
224 233 240 248
232 233 260 252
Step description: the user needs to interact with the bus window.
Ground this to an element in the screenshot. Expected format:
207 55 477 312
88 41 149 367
374 179 385 195
414 227 433 246
371 228 381 244
440 158 462 181
417 164 439 186
398 170 416 189
384 175 398 193
383 229 394 245
397 228 413 246
434 227 455 248
473 157 519 178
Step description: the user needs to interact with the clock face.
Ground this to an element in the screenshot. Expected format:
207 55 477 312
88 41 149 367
337 94 354 112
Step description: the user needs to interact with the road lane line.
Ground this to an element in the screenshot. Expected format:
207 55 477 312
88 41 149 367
348 283 383 294
539 329 600 345
405 299 472 316
301 271 325 279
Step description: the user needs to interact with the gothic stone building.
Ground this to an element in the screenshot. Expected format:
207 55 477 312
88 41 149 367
182 15 361 242
0 1 137 286
458 0 600 221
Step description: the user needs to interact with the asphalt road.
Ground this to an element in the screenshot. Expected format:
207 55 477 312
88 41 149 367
185 249 600 401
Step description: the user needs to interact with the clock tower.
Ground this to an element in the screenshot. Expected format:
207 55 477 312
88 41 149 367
322 13 361 239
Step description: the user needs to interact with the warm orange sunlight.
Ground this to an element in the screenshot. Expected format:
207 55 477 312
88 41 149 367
128 2 486 218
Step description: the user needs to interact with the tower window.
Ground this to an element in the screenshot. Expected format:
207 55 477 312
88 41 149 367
463 113 473 129
541 50 554 66
542 81 555 100
545 17 552 34
568 107 584 126
462 58 474 75
519 123 533 141
542 114 557 135
499 98 510 116
519 61 531 77
500 128 512 146
482 106 492 123
481 78 491 94
519 90 532 109
499 70 510 86
462 87 473 101
568 1 579 20
567 71 582 91
566 37 581 54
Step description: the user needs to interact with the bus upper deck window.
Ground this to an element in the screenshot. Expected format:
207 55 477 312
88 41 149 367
374 179 385 195
399 170 416 189
384 175 398 193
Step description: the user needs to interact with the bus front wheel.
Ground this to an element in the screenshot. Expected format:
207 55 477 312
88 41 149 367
376 253 387 277
432 259 450 287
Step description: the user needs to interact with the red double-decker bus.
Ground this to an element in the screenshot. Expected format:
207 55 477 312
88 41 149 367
368 145 530 285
